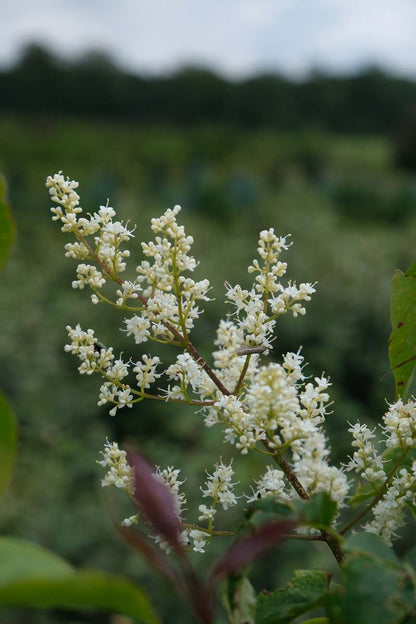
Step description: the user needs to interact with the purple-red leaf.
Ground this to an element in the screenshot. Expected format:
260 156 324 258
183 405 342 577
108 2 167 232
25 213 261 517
180 564 213 624
118 525 182 589
128 450 182 552
212 519 295 579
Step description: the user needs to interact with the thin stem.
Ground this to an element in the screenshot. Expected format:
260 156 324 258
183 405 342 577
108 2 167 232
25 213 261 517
253 446 276 457
93 288 146 312
321 530 345 564
339 449 408 536
269 448 310 500
282 533 326 541
233 354 251 396
179 335 232 397
96 364 215 407
172 245 189 343
181 523 234 537
76 230 120 284
266 442 344 564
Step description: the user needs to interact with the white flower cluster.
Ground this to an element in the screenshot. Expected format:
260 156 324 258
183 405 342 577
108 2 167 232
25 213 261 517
97 440 134 495
225 228 315 349
247 466 288 503
97 442 235 554
47 173 211 347
64 324 115 375
46 172 81 230
383 398 416 449
201 459 238 511
46 173 133 289
364 462 416 545
292 431 349 505
65 324 135 417
52 173 415 556
135 204 211 341
198 347 348 505
346 397 416 542
346 423 385 483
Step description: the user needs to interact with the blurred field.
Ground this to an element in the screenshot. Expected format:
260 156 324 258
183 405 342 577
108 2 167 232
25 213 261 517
1 115 416 623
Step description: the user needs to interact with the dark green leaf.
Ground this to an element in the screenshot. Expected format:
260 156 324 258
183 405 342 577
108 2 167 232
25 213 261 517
0 393 17 498
383 446 416 472
405 501 416 521
343 533 399 563
301 619 329 624
0 173 15 270
403 545 416 570
293 492 337 528
348 482 380 508
256 570 329 624
248 499 295 517
0 538 159 623
0 538 72 584
389 261 416 399
248 499 295 528
328 554 414 624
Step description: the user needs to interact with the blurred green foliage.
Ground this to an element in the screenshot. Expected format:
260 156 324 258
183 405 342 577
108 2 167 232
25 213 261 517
0 173 15 270
1 114 415 623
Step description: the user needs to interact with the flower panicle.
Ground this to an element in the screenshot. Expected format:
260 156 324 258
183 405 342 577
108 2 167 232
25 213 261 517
50 171 416 555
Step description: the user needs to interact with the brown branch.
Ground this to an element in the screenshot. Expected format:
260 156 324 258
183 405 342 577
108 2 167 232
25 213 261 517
265 442 345 564
267 446 309 501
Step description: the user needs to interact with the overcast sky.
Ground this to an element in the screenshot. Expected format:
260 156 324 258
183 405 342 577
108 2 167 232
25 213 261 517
3 0 416 78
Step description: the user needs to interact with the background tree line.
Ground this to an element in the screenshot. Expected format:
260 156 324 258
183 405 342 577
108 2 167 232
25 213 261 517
1 43 416 138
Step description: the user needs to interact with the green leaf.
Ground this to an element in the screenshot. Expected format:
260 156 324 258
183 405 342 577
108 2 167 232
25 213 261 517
222 575 257 624
0 538 73 584
248 499 295 528
256 570 329 624
249 499 295 518
348 481 380 508
328 553 414 624
403 545 416 571
383 446 416 472
405 501 416 521
389 261 416 399
0 173 15 271
0 538 160 623
293 492 337 528
302 619 329 624
0 393 17 498
343 533 399 564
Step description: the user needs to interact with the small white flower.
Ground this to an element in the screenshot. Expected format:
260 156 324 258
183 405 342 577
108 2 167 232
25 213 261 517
198 504 217 522
121 514 139 527
189 530 208 553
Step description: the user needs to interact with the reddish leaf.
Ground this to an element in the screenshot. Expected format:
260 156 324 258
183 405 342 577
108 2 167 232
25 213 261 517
119 507 213 623
128 450 182 552
180 563 213 624
118 525 181 587
212 520 295 579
